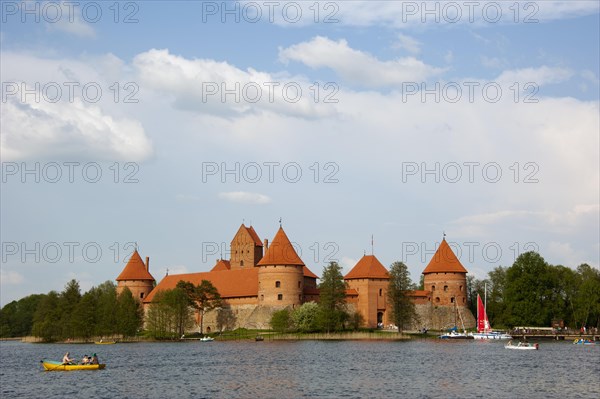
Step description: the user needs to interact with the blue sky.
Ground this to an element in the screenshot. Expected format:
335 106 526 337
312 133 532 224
1 1 599 305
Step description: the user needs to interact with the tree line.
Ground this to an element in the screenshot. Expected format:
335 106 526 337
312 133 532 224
465 252 600 329
0 280 143 341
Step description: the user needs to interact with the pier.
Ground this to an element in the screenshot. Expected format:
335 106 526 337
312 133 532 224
511 327 599 341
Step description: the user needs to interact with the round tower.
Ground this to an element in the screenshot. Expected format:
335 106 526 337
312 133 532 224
257 227 304 307
116 250 155 301
422 238 468 307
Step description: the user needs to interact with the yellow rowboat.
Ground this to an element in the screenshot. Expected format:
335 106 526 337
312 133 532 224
94 341 116 344
41 360 105 371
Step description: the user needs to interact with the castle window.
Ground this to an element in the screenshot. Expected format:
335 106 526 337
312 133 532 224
240 260 244 267
460 285 463 291
379 288 382 296
432 285 435 291
435 297 440 303
277 294 283 301
298 281 301 288
140 292 144 299
275 281 281 288
444 285 448 292
451 297 455 303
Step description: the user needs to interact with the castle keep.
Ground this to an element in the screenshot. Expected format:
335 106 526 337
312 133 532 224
116 224 475 332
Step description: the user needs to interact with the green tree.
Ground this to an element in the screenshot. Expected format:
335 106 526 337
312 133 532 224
32 292 61 342
291 302 319 332
94 281 118 338
145 288 193 339
270 309 291 332
116 287 144 337
486 266 507 327
71 291 97 339
0 294 43 337
387 261 418 332
573 264 600 328
58 279 81 339
505 252 555 326
176 280 222 335
348 311 365 331
317 261 348 333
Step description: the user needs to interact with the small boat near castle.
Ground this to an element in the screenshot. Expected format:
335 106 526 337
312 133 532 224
94 340 116 345
439 329 472 339
41 360 106 371
573 338 596 345
200 336 214 342
504 341 539 350
470 290 512 340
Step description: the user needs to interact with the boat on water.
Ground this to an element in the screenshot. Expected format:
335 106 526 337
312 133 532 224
504 341 539 350
200 336 214 342
470 289 512 340
573 338 596 345
41 360 106 371
255 336 264 341
439 330 473 339
94 341 116 345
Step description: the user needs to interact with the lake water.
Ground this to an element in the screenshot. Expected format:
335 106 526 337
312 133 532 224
1 339 598 398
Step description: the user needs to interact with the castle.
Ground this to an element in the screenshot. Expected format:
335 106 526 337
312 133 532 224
115 224 475 332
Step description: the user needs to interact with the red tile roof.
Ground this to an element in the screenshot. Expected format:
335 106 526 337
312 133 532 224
303 266 318 279
144 268 259 303
422 239 468 274
233 224 263 247
257 227 304 266
116 250 155 281
345 288 359 296
344 255 390 280
246 225 263 246
211 259 231 271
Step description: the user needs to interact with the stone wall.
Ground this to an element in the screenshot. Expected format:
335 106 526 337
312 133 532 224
412 303 476 331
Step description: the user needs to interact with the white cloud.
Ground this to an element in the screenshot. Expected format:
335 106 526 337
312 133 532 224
481 56 509 69
279 36 444 87
0 270 24 285
496 66 573 87
42 2 96 38
1 96 153 161
218 191 272 205
133 48 336 119
394 33 421 54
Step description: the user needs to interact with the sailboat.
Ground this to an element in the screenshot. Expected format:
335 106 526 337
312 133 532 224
439 301 473 339
470 285 512 340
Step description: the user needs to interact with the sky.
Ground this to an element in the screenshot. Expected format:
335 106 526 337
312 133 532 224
1 0 599 306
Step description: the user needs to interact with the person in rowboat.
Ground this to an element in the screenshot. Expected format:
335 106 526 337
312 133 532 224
90 354 99 365
62 352 74 364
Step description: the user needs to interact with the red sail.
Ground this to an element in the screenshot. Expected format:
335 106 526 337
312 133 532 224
477 294 491 333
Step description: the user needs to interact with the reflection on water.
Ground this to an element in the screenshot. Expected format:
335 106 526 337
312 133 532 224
1 339 598 398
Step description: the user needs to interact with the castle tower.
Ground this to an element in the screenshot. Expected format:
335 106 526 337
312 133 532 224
344 255 390 328
116 250 155 301
422 238 468 307
230 224 263 270
257 227 304 307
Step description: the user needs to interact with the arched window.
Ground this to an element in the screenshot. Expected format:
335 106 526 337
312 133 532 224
275 281 280 288
444 285 448 292
277 294 283 301
435 297 440 303
432 285 436 291
379 288 382 296
459 285 463 291
240 260 244 267
450 297 455 303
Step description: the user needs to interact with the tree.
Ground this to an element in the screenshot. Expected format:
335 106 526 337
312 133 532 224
94 281 118 338
32 292 61 342
505 252 555 326
291 302 319 332
270 309 291 332
58 279 81 339
317 261 348 333
116 287 144 337
216 307 237 332
145 288 193 339
176 280 222 335
71 291 97 339
387 261 418 332
573 264 600 328
0 294 43 338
